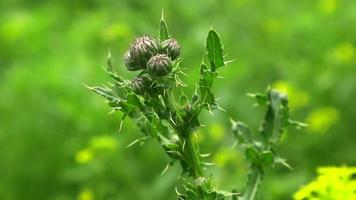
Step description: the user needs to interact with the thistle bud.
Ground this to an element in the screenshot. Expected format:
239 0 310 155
123 50 141 71
130 75 151 95
147 54 172 77
160 38 180 60
123 36 159 71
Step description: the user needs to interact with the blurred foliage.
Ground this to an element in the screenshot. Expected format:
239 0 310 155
0 0 356 199
294 166 356 200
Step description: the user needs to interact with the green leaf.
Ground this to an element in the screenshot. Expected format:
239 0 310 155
198 63 217 109
232 121 252 144
260 88 288 144
245 147 261 165
159 12 170 41
246 92 267 106
261 151 274 167
121 93 142 112
105 50 124 83
86 85 118 103
206 29 224 72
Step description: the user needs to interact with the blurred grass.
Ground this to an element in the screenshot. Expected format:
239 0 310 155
0 0 356 199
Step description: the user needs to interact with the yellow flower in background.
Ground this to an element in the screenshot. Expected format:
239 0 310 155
89 135 118 151
318 0 337 14
294 166 356 200
213 148 239 167
332 42 355 64
75 148 94 164
78 188 94 200
208 123 225 141
306 107 339 133
272 80 310 110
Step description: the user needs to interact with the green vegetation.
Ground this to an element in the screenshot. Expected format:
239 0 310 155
88 16 305 199
1 0 356 199
294 167 356 200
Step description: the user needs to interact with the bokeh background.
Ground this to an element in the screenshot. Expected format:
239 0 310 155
1 0 356 199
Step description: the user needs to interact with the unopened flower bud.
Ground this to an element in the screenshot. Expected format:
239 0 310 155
131 75 151 95
147 54 172 77
161 38 180 60
123 50 141 71
123 36 159 71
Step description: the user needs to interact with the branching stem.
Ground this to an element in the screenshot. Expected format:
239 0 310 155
243 166 262 200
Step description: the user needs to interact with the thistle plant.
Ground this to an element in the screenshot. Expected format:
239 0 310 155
87 14 306 200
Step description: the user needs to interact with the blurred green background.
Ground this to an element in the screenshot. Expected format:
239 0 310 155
1 0 355 199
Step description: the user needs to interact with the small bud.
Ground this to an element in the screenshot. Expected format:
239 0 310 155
123 36 159 71
131 75 151 95
132 36 159 62
161 38 180 60
123 50 141 71
147 54 172 77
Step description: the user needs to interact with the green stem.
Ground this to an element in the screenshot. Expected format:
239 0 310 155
183 130 203 178
243 166 262 200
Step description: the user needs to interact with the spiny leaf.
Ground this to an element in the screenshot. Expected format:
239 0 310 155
105 50 125 83
245 147 261 165
206 29 225 72
260 89 286 143
261 151 274 167
232 120 252 144
198 63 218 110
85 84 118 103
159 11 170 41
246 92 267 106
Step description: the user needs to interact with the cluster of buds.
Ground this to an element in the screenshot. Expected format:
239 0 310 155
123 35 181 95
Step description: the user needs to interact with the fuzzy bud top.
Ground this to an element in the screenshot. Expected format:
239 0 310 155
123 36 159 71
147 54 172 77
161 38 180 60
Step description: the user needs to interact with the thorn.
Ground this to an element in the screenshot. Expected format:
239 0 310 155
203 162 215 166
193 131 198 140
175 187 182 196
126 136 150 148
160 163 170 176
229 118 236 125
82 83 93 89
182 140 186 152
200 153 212 158
225 59 236 65
217 106 226 112
108 109 116 115
161 9 165 20
118 120 123 133
231 141 238 149
107 48 112 59
246 93 256 98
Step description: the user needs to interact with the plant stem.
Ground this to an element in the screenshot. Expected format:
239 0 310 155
183 130 203 178
243 166 262 200
164 89 203 179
